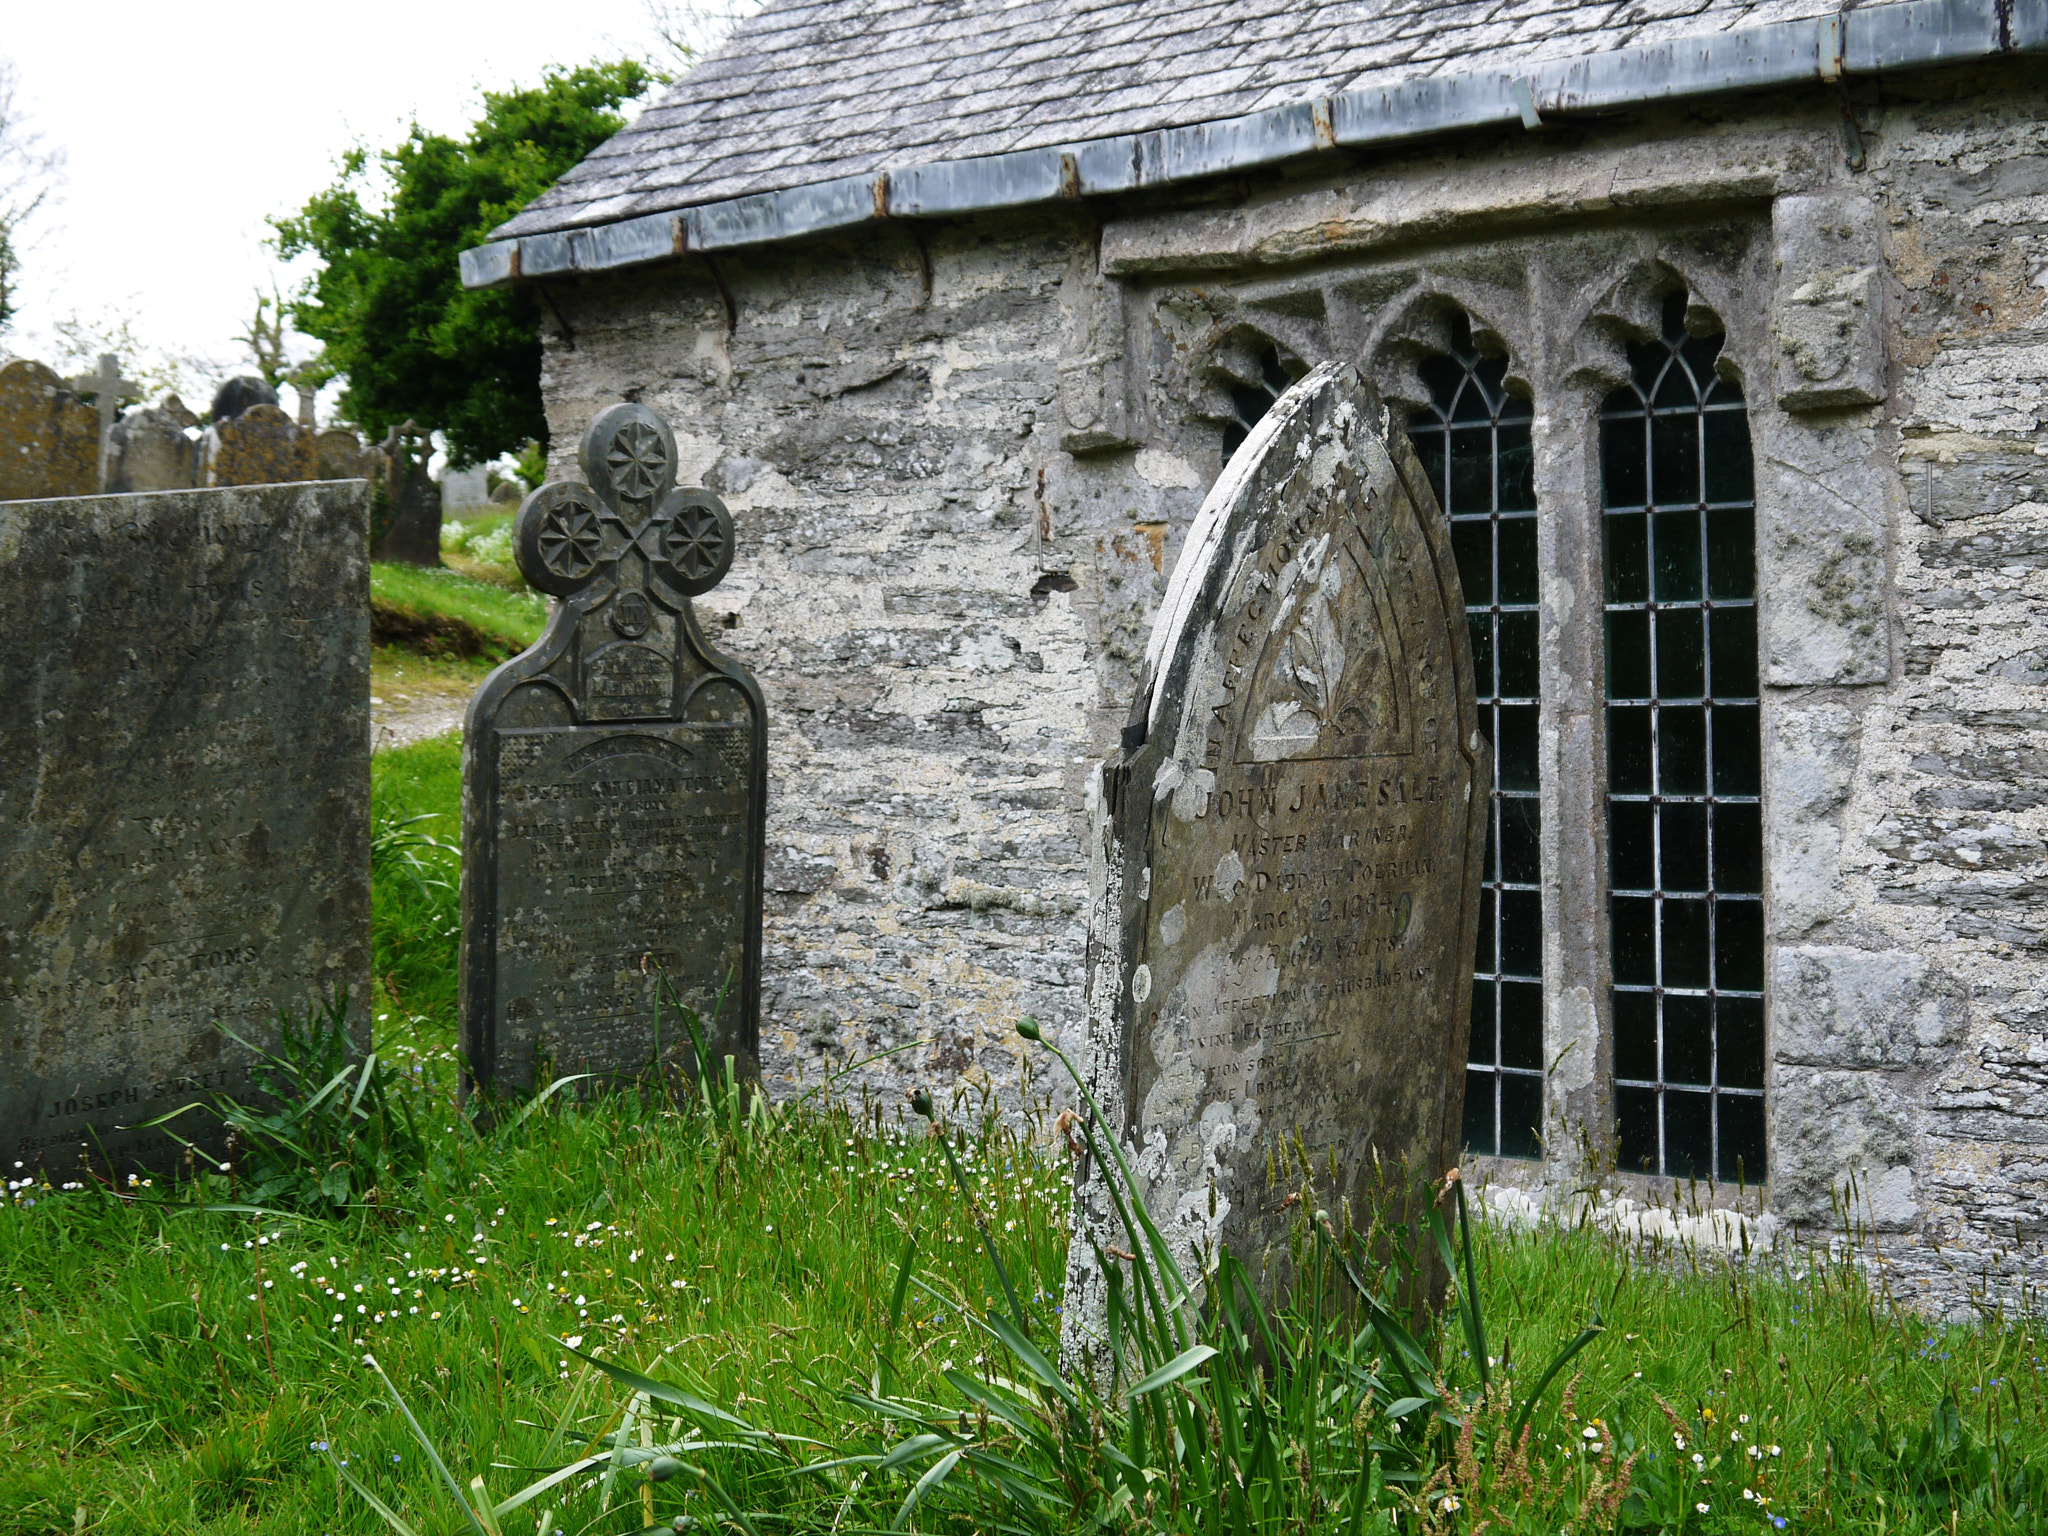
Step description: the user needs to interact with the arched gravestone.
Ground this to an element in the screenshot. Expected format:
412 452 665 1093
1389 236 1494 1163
1065 363 1485 1324
0 360 98 501
461 403 765 1102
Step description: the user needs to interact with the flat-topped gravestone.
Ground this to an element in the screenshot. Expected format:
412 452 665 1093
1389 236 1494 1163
0 481 372 1178
1064 364 1485 1333
461 403 765 1102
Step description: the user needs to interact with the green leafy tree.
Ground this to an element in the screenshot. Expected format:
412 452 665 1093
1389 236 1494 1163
272 60 657 466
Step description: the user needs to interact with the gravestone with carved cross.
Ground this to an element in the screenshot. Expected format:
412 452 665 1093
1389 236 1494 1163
68 353 141 492
460 402 766 1106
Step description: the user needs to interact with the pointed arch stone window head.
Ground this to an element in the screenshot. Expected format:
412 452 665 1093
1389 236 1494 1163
1602 291 1765 1186
1406 311 1542 1161
1218 342 1295 459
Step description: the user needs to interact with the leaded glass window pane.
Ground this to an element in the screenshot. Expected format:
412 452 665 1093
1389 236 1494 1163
1602 293 1765 1184
1409 314 1542 1161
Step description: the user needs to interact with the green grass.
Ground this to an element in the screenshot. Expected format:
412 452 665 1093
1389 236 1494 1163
370 563 550 654
0 1081 1060 1535
3 1076 2044 1533
2 746 2044 1533
371 736 465 1027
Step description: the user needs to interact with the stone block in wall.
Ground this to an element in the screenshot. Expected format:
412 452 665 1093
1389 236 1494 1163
1057 255 1139 453
1766 701 1865 936
1770 1066 1920 1227
1773 944 1967 1070
1754 413 1894 684
1772 191 1886 412
1903 439 2048 526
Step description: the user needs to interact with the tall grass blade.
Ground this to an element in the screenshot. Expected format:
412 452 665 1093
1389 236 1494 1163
879 1225 917 1396
1508 1313 1605 1440
890 1445 962 1531
363 1353 493 1536
327 1448 427 1536
1127 1343 1217 1398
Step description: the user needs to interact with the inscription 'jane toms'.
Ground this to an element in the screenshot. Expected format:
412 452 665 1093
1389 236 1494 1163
461 404 765 1098
1067 364 1484 1327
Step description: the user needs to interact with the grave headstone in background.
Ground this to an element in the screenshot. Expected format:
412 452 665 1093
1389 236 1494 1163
372 421 442 565
0 360 99 501
0 481 372 1178
1063 364 1485 1330
461 402 765 1102
108 407 199 493
160 395 201 432
312 426 378 483
442 463 491 514
207 402 311 486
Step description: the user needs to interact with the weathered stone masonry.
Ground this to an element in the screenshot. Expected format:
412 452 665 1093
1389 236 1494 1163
533 217 1200 1114
522 47 2046 1305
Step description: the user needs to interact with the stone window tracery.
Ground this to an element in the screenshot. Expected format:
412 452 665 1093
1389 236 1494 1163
1219 344 1293 459
1407 313 1544 1162
1602 291 1766 1184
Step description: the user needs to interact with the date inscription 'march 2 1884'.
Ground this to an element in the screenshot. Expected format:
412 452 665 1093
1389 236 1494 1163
1069 363 1484 1313
460 403 766 1102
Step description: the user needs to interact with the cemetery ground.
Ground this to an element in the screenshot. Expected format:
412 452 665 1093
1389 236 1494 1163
0 729 2044 1531
368 547 547 750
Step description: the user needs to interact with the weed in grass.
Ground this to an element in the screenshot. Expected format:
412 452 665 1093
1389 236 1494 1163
138 991 430 1215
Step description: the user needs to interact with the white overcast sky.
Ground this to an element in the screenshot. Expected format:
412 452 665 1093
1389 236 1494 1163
3 1 710 405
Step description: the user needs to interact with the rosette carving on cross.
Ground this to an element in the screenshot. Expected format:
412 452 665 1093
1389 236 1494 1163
512 402 735 602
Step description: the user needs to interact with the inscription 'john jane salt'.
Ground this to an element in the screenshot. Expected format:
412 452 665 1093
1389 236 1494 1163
461 404 766 1100
1065 363 1484 1339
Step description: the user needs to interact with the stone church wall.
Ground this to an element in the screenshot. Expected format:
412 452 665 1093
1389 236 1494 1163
536 216 1134 1117
534 61 2048 1309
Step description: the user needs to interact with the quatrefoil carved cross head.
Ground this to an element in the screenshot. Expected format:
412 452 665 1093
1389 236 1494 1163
511 402 736 601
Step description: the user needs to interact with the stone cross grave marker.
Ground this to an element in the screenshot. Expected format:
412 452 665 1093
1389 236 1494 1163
461 402 765 1103
1064 363 1485 1328
372 421 442 566
0 481 372 1178
68 353 142 491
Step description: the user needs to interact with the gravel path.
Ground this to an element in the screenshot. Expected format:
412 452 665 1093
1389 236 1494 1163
371 690 470 752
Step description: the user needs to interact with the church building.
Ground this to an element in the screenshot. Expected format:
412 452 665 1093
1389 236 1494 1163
463 0 2048 1305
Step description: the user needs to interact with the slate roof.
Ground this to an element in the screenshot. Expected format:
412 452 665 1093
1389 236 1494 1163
496 0 1844 239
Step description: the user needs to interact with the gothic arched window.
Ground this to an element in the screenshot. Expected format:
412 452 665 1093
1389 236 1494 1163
1408 314 1543 1161
1220 345 1293 459
1601 292 1765 1184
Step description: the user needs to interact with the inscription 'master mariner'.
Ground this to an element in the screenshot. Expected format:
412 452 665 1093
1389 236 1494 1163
1065 363 1485 1341
461 404 766 1100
